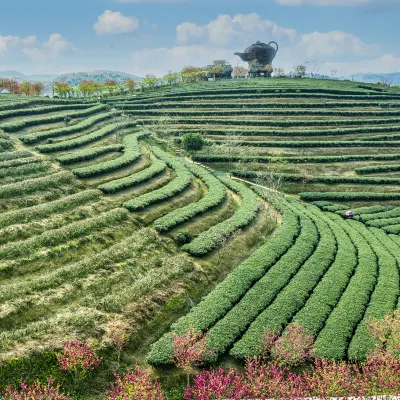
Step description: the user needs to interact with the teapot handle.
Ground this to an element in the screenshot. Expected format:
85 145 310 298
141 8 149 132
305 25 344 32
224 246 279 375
268 41 279 53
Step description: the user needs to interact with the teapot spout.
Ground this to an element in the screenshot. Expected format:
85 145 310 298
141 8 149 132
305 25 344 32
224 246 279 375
234 52 247 62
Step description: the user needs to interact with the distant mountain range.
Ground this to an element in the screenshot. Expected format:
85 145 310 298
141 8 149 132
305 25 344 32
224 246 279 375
1 69 400 88
350 73 400 85
0 70 143 92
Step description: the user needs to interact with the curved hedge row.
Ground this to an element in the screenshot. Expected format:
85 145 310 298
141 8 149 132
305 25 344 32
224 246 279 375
135 116 400 128
56 144 124 165
291 207 357 337
203 212 318 361
196 153 400 165
0 156 41 169
216 139 400 148
153 161 226 232
126 109 400 122
36 121 137 153
0 161 50 179
0 104 107 133
313 215 378 360
114 100 400 111
232 170 400 185
181 174 260 256
355 164 400 175
20 111 115 144
72 132 148 178
0 103 91 121
361 207 400 221
167 125 400 138
0 171 74 199
347 223 398 361
0 208 129 260
0 189 101 229
382 224 400 234
123 147 192 211
147 197 300 365
99 157 166 194
0 150 32 163
300 192 400 201
231 202 336 359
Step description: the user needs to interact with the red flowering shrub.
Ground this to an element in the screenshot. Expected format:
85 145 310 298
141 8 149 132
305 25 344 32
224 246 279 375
58 340 101 372
184 368 248 400
109 321 130 352
57 340 101 392
106 366 165 400
2 378 70 400
245 358 307 399
172 326 214 372
271 322 314 367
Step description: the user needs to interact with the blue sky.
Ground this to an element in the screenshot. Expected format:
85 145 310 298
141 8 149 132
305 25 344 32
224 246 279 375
0 0 399 77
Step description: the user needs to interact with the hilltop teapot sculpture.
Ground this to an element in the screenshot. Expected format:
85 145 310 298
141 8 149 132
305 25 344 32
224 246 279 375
235 41 279 77
235 41 279 65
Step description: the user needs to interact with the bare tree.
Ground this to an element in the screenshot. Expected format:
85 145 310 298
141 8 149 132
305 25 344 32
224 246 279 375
304 60 325 78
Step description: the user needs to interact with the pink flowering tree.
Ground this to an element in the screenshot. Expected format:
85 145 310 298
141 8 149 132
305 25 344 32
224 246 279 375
171 326 215 386
271 322 314 367
57 340 101 392
2 378 70 400
106 366 165 400
108 321 131 369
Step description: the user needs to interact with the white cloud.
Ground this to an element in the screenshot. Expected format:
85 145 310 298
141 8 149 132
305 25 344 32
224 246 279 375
275 0 393 6
330 53 400 75
22 33 76 62
0 35 36 55
176 13 297 47
295 30 379 57
93 10 139 35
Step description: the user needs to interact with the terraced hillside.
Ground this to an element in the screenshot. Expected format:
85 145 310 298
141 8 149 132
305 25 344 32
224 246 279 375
105 78 400 205
0 93 275 368
1 78 400 388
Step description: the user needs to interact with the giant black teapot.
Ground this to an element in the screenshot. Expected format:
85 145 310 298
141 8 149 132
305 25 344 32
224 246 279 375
235 41 279 65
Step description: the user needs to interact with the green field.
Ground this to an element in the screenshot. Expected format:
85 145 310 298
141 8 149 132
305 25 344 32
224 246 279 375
1 78 400 396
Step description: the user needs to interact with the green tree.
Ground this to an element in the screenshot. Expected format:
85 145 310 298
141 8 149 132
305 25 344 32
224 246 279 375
182 133 205 152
